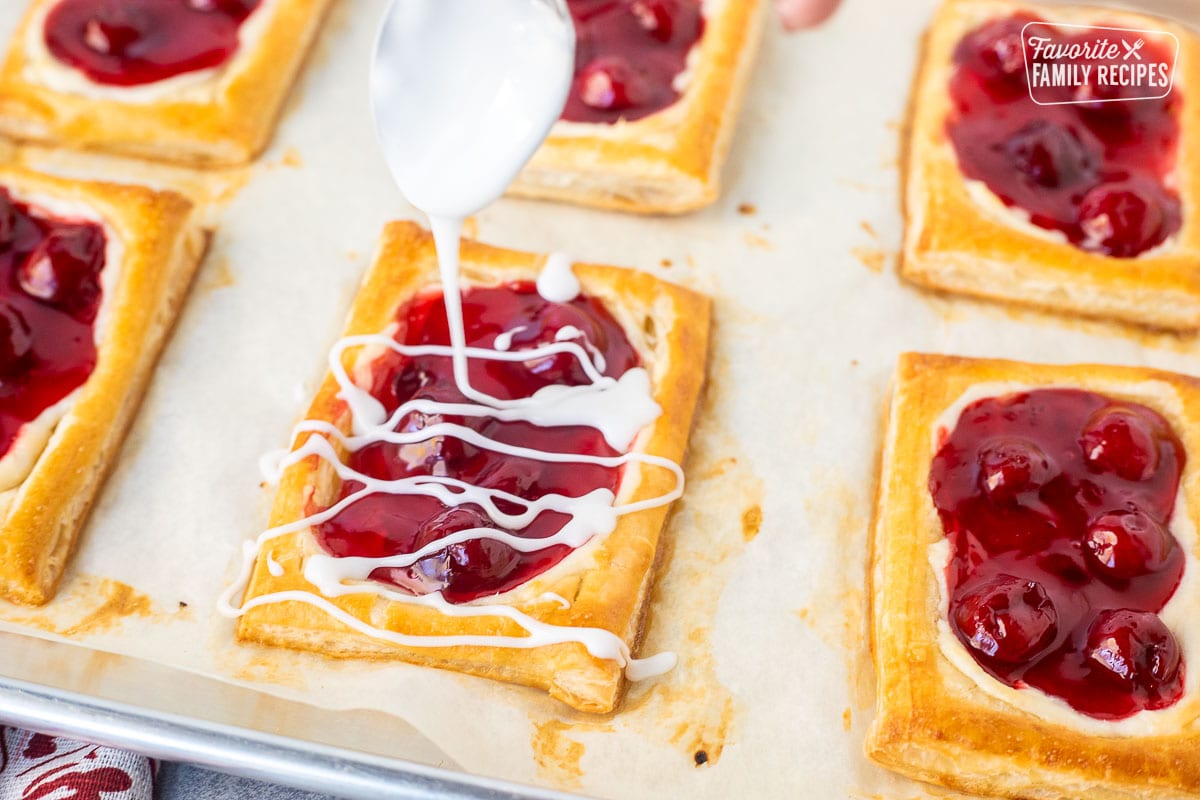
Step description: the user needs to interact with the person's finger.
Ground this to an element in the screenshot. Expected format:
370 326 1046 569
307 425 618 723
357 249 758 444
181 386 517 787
775 0 842 30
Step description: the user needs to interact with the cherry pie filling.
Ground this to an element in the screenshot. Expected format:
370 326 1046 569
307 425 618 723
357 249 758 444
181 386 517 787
43 0 261 87
947 15 1182 258
931 389 1188 719
563 0 704 124
0 189 107 460
315 282 642 604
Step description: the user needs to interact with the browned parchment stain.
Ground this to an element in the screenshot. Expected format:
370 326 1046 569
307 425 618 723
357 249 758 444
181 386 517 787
204 166 256 209
525 326 760 784
618 342 762 766
531 719 587 790
199 256 236 292
860 221 879 239
836 178 887 193
4 577 155 638
843 707 853 732
661 258 673 268
230 651 309 691
277 147 303 169
793 474 874 713
742 231 773 251
737 202 757 216
741 505 762 542
852 247 891 274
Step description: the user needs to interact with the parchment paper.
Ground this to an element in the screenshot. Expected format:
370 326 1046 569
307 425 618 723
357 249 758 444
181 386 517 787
1 0 1198 797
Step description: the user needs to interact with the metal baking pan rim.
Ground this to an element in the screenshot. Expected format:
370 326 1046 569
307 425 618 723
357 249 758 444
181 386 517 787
0 672 584 800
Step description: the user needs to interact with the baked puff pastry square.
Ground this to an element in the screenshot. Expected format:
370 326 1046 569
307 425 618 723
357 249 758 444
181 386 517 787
904 0 1200 330
233 221 710 713
868 352 1200 800
508 0 767 214
0 0 333 166
0 167 205 606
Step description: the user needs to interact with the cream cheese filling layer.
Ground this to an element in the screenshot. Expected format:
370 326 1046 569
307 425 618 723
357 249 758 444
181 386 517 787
22 0 277 104
961 178 1181 259
929 380 1200 737
0 191 124 496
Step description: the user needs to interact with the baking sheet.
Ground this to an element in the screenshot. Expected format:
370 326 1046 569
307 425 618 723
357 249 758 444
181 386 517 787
1 0 1200 797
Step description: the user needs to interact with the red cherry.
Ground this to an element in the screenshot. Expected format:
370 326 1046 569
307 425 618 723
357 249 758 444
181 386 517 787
952 575 1059 664
390 366 432 406
1085 510 1176 580
954 18 1029 89
977 437 1053 501
1079 405 1165 481
401 507 521 596
579 58 640 111
1086 610 1182 697
81 5 152 57
510 303 606 386
186 0 259 20
1078 177 1178 259
629 0 677 42
1004 120 1100 189
16 225 105 320
0 304 33 377
395 411 471 477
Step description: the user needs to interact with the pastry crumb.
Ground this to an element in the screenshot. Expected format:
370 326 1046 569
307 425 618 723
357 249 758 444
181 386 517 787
693 750 709 766
279 147 303 168
661 258 673 268
741 505 762 542
737 202 756 216
851 246 889 273
742 232 773 252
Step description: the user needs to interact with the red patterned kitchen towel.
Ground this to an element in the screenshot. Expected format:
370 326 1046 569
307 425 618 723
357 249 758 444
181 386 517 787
0 728 153 800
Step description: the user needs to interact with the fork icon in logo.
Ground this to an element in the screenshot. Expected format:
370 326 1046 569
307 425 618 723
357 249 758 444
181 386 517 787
1123 38 1146 60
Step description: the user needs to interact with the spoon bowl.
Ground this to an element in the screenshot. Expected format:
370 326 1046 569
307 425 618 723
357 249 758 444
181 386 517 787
369 0 575 220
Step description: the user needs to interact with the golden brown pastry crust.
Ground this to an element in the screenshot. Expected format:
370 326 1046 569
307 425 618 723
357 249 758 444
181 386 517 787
236 221 711 713
0 0 333 166
902 0 1200 330
0 166 206 606
508 0 767 215
867 352 1200 800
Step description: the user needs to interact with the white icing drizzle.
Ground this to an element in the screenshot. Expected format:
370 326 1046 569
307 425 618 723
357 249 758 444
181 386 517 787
556 325 607 373
536 252 581 303
329 331 659 451
492 325 528 352
265 552 284 577
218 0 682 683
